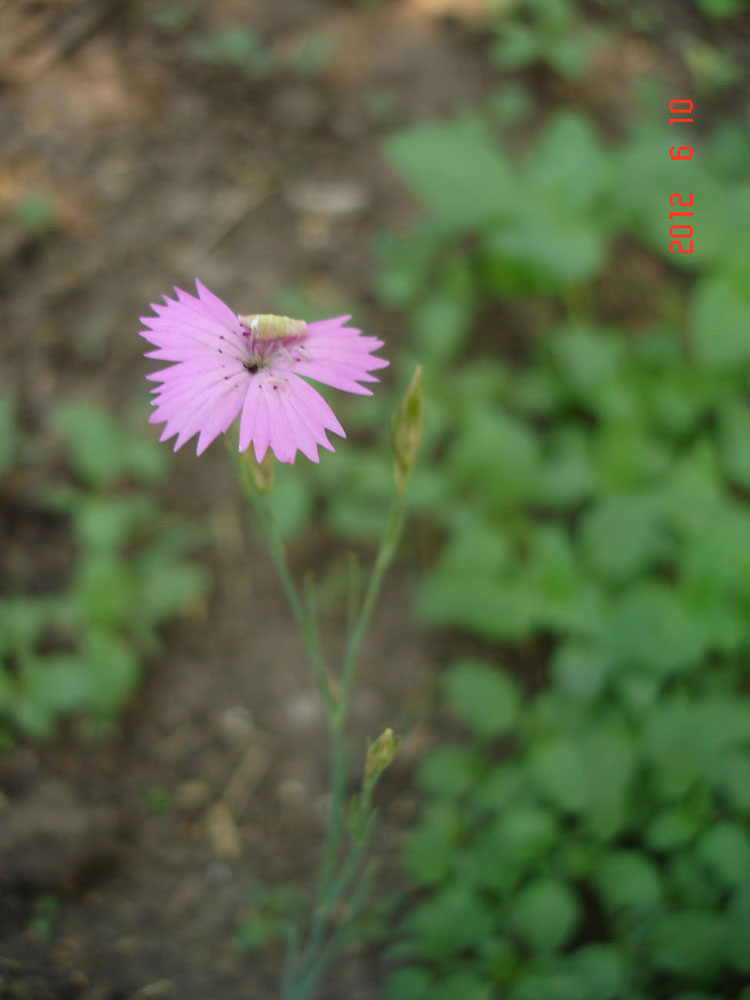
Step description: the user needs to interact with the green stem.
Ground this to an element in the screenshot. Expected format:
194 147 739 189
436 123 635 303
229 447 335 716
338 494 406 719
229 444 407 1000
287 495 406 996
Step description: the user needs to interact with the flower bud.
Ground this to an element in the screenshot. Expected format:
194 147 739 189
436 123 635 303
391 365 424 492
364 727 400 785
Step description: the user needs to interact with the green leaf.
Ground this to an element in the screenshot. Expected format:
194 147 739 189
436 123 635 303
403 802 461 886
563 944 624 1000
401 885 495 962
511 878 581 953
73 495 152 551
579 724 635 838
646 802 709 851
551 641 610 700
689 273 750 369
528 737 589 813
410 294 473 367
448 409 540 509
580 495 672 583
54 404 130 489
718 398 750 489
526 114 609 215
485 210 604 291
444 660 521 739
20 654 91 715
471 806 558 895
604 583 705 676
595 850 662 915
491 23 538 70
432 970 492 1000
385 968 432 1000
725 888 750 973
697 0 743 15
418 570 536 641
697 822 750 890
135 560 206 624
81 630 139 715
479 936 518 983
650 910 725 977
667 850 722 909
416 747 482 798
534 428 596 509
384 117 514 233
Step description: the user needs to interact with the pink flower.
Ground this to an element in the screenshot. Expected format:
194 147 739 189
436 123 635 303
140 279 388 463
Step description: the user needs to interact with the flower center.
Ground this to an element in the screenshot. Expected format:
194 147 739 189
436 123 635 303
238 313 307 341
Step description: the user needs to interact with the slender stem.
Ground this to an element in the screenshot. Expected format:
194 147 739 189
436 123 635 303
289 495 406 995
229 444 408 1000
339 495 406 717
229 446 336 716
255 494 336 714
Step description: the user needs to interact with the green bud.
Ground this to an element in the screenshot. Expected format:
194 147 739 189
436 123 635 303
391 365 424 492
365 727 400 785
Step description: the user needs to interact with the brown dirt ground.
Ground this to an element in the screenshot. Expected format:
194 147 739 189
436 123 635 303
0 1 743 998
0 3 494 997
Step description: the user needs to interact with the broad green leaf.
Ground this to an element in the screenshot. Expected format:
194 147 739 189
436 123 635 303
418 570 536 641
595 850 662 914
697 823 750 890
552 641 610 701
528 737 589 813
526 114 609 214
718 399 750 489
667 850 723 909
562 944 624 1000
447 409 540 508
580 494 672 583
471 805 559 895
725 888 750 973
479 936 518 983
510 878 581 953
385 968 432 1000
485 210 604 290
646 800 710 851
604 583 705 676
689 273 750 369
416 747 483 798
579 724 635 837
444 660 521 739
403 802 461 886
20 654 91 715
73 495 153 551
401 885 494 962
650 910 724 977
385 118 514 233
432 970 492 1000
534 428 596 509
135 560 206 624
53 403 137 489
82 630 139 715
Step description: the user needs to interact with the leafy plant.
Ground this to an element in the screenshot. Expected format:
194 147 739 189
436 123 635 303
366 83 750 1000
0 399 208 740
489 0 607 79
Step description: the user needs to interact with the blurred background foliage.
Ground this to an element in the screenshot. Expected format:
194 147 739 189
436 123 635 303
0 394 208 740
1 0 748 996
275 2 747 997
